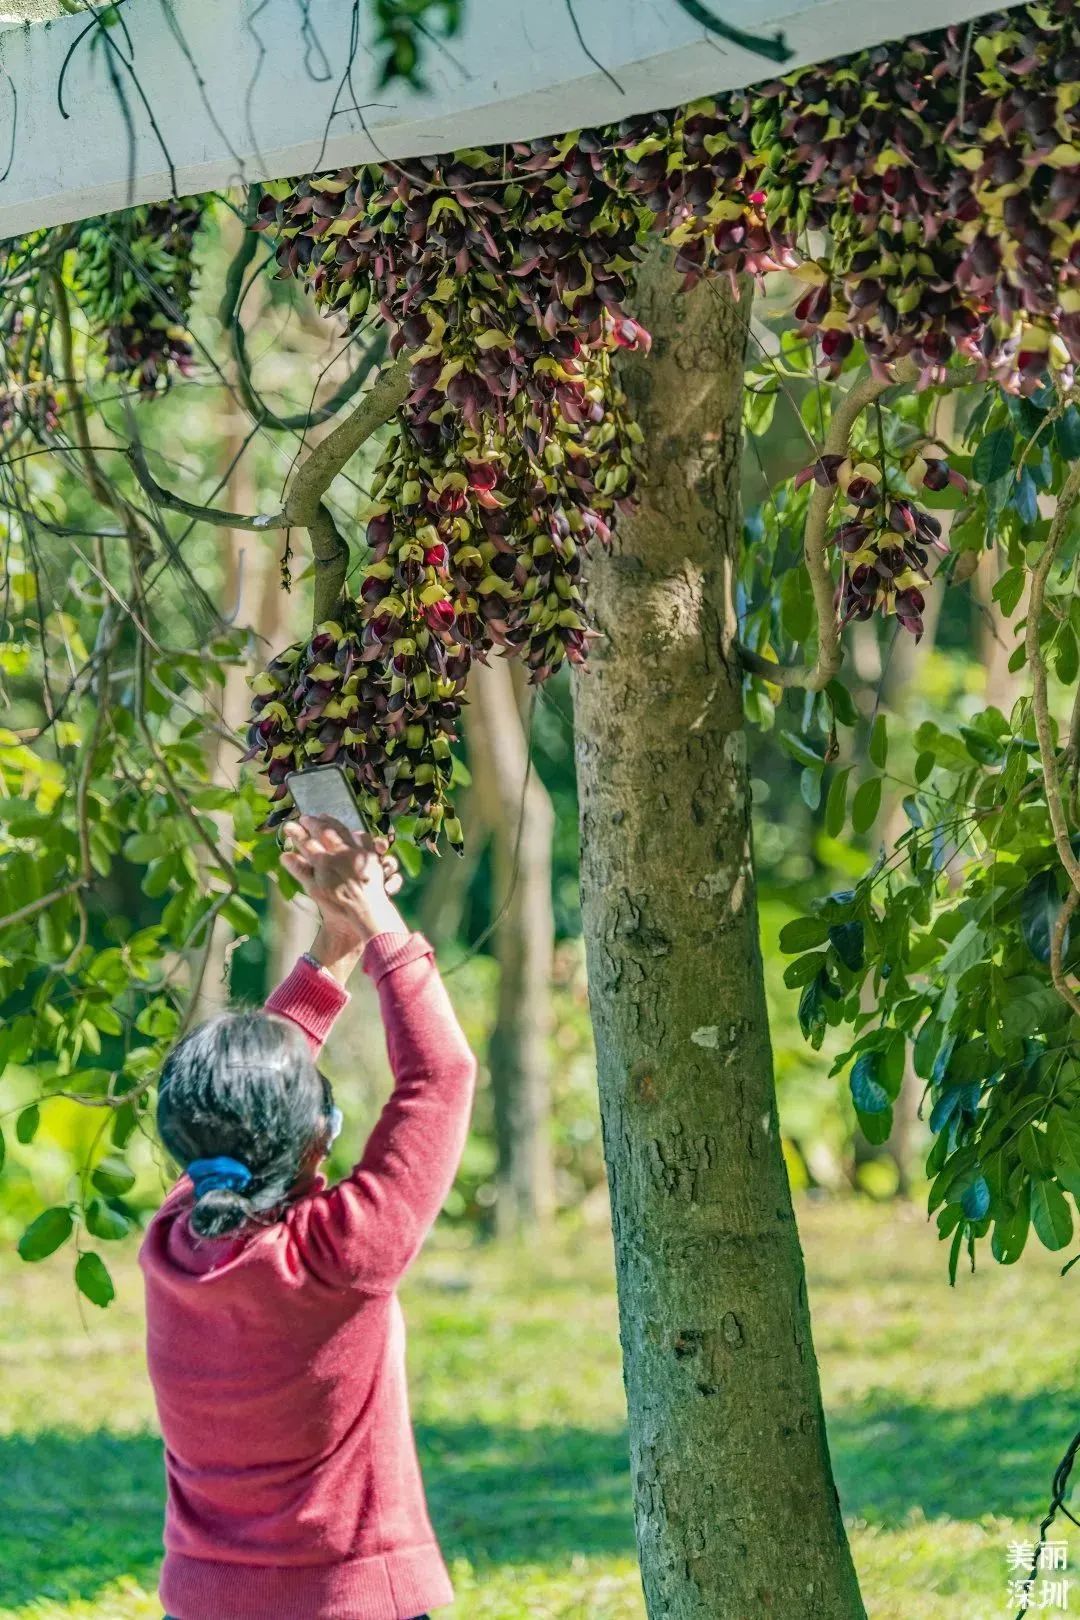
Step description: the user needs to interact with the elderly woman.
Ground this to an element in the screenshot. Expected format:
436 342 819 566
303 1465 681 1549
142 816 476 1620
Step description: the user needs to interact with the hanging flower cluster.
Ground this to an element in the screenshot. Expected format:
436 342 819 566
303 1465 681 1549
242 1 1079 846
250 146 649 836
72 198 203 395
245 600 467 850
795 446 967 638
738 0 1080 388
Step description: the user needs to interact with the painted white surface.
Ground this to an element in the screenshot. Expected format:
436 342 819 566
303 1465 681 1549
0 0 1020 236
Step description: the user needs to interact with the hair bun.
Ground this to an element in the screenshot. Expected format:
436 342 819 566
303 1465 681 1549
189 1186 251 1239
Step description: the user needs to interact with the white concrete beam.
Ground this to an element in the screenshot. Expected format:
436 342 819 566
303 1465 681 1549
0 0 1022 237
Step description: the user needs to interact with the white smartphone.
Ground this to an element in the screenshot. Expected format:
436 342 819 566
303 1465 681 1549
285 763 367 833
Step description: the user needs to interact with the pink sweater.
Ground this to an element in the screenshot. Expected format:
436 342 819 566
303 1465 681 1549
139 933 477 1620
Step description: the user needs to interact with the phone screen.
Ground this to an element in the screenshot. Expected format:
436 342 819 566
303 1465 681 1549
285 765 366 832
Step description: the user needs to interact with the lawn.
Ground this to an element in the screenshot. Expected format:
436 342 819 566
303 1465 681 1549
0 1199 1075 1620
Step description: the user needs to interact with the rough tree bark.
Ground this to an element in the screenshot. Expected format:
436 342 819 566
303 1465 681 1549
468 655 556 1234
572 245 866 1619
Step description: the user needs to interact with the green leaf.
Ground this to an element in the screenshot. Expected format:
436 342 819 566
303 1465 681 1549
1030 1180 1073 1252
858 1104 894 1147
1001 984 1065 1041
913 1019 945 1081
1010 467 1038 527
141 857 174 899
783 951 828 988
779 730 824 771
869 714 888 770
947 1222 964 1286
15 1104 40 1144
992 566 1025 618
111 1101 138 1150
961 1176 990 1220
75 1251 115 1309
1056 405 1080 460
135 1000 180 1039
1050 1114 1080 1202
85 1198 129 1241
937 920 987 976
1055 627 1079 688
851 777 882 835
799 768 821 811
394 840 423 879
824 767 851 838
220 894 260 934
972 426 1015 486
780 569 814 644
85 1002 123 1036
38 902 71 962
778 915 830 954
18 1206 73 1262
829 920 864 972
991 1205 1030 1265
798 971 829 1048
123 831 166 864
850 1051 889 1114
1021 868 1065 966
825 680 858 728
91 1155 135 1197
162 885 201 945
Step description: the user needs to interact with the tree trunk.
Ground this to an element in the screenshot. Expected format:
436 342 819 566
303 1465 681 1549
572 246 866 1619
468 655 556 1235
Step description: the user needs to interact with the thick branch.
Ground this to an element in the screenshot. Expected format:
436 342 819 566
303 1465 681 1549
1050 886 1080 1019
281 352 411 528
1027 458 1080 897
126 352 412 625
309 505 352 625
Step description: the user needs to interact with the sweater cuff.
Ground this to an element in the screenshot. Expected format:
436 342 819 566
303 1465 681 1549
265 956 350 1050
362 931 434 985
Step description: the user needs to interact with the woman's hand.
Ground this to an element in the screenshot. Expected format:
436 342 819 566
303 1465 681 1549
281 816 406 981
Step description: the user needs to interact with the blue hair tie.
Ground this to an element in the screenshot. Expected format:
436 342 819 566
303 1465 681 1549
187 1155 253 1198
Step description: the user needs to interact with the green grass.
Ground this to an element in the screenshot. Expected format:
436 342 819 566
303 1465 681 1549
0 1200 1075 1619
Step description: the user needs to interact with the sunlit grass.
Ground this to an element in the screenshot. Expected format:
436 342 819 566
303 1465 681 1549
0 1200 1074 1619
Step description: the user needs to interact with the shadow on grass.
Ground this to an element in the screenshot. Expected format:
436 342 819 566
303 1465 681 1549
4 1397 1068 1611
0 1429 164 1609
0 1422 635 1611
830 1392 1072 1527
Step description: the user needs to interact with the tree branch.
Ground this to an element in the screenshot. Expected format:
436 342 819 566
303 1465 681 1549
308 504 352 625
126 351 412 625
1050 886 1080 1019
281 352 411 528
126 439 273 530
63 578 118 971
0 880 85 933
741 363 914 692
217 192 382 433
1026 458 1080 897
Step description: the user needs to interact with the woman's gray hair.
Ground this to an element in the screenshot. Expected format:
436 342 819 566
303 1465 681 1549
157 1009 332 1238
